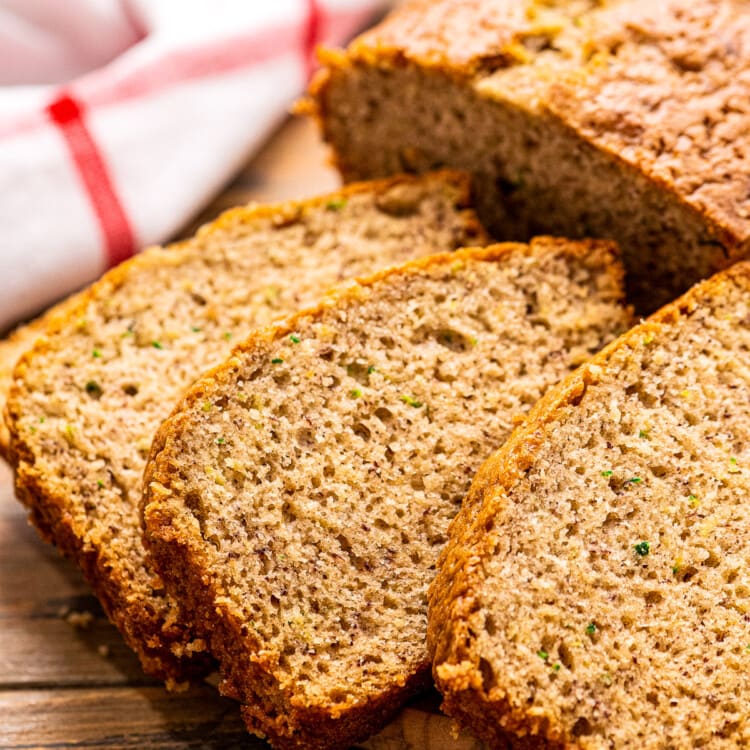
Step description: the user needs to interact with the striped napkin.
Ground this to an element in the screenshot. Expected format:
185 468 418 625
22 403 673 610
0 0 380 332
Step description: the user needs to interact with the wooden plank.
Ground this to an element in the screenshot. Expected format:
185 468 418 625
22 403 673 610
0 618 155 689
1 685 253 749
1 686 483 750
0 515 97 616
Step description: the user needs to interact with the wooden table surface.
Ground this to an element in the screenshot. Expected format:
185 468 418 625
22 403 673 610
0 116 486 750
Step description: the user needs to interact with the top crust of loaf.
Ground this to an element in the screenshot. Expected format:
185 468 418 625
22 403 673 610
429 261 750 749
310 0 750 250
5 170 484 686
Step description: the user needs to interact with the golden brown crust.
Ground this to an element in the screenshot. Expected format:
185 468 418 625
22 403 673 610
343 0 538 75
6 170 482 686
143 236 626 748
545 0 750 252
428 260 750 748
309 0 750 256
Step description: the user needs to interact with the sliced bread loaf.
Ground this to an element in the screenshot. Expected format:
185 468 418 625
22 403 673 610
306 0 750 311
429 262 750 749
5 171 485 686
142 239 631 749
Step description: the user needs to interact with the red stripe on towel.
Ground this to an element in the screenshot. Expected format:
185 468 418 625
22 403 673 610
1 5 374 139
47 94 136 267
303 0 324 81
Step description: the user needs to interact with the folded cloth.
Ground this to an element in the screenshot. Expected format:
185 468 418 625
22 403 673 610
0 0 380 332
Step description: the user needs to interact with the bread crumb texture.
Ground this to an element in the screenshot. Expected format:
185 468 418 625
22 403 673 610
312 0 750 311
143 239 630 749
5 172 484 685
0 297 81 458
430 261 750 749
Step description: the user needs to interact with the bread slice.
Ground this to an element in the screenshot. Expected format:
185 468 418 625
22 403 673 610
5 172 486 687
305 0 750 311
0 293 87 460
429 262 750 749
1 321 50 460
142 239 631 749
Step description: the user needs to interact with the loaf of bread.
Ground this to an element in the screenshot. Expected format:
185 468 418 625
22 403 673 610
5 172 486 687
306 0 750 311
142 239 631 749
430 262 750 749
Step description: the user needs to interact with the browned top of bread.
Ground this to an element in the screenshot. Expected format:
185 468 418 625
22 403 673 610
429 261 750 748
142 238 630 750
5 171 486 687
317 0 750 249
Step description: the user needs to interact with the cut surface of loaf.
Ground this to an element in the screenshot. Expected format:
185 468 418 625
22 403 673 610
308 0 750 311
5 171 485 686
429 262 750 749
142 239 631 749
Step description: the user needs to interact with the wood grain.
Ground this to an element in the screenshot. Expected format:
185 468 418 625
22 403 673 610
2 686 252 748
0 118 488 749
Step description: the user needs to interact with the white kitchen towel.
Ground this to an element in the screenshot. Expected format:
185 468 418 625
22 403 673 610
0 0 379 331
